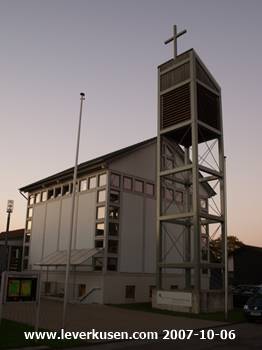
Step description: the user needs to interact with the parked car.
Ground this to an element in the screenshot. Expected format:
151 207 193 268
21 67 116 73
244 293 262 321
233 284 262 307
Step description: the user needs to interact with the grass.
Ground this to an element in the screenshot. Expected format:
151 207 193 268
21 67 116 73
0 319 88 349
111 303 245 323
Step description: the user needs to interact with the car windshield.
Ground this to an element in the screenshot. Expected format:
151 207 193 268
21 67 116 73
247 296 262 307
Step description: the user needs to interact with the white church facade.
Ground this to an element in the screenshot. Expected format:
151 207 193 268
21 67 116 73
20 137 213 304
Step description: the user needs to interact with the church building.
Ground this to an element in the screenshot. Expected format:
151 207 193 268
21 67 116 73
19 137 213 304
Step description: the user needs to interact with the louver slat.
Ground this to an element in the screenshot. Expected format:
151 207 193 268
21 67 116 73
160 84 191 129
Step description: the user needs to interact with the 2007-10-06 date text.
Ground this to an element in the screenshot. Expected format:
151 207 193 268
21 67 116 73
162 329 236 340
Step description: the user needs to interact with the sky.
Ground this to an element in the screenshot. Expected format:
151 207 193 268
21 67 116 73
0 0 261 246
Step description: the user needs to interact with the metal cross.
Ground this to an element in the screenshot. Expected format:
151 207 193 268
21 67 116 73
164 25 187 59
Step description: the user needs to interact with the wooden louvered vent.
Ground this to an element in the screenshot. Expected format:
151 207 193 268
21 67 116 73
160 83 191 129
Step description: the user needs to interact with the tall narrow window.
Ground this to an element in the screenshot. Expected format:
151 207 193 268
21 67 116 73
29 195 34 205
54 187 61 198
134 179 144 193
89 176 97 189
62 184 71 196
80 179 87 192
41 191 47 202
27 207 33 218
110 190 120 204
107 258 118 271
96 206 105 219
145 183 154 196
108 240 118 254
125 285 135 298
35 193 41 203
78 284 86 297
109 206 120 220
98 173 107 187
26 220 32 231
47 189 54 200
97 190 106 203
108 222 119 236
110 173 120 188
96 223 105 236
123 176 132 191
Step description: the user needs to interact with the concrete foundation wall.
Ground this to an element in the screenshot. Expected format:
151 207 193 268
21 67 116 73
40 270 189 304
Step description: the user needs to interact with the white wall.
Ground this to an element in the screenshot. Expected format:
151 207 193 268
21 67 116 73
29 190 97 267
59 197 71 251
29 203 46 265
109 142 156 182
119 192 144 272
75 191 96 249
44 201 60 256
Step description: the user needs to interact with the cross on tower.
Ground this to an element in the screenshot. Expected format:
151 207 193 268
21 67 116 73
164 25 187 59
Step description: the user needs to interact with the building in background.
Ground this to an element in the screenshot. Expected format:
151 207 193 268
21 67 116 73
228 245 262 286
0 228 24 271
19 137 214 304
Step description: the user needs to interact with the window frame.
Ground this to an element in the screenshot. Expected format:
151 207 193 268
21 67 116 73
110 190 120 204
145 183 154 196
98 173 107 187
79 179 88 192
95 222 105 236
97 189 106 203
108 222 119 236
96 206 106 220
88 176 97 190
123 176 133 191
110 173 121 188
41 191 47 202
125 285 135 299
134 179 144 193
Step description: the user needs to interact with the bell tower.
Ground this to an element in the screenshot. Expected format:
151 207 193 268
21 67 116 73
155 25 227 313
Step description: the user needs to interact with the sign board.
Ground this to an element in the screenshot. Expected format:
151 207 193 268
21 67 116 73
0 271 41 330
0 271 40 304
157 290 192 307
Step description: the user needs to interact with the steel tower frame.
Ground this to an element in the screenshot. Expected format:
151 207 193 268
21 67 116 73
156 25 227 313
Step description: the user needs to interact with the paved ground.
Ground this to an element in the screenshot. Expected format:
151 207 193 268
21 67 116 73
64 323 262 350
3 300 225 331
3 299 225 332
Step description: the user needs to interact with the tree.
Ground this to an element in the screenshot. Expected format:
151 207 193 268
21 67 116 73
209 235 244 262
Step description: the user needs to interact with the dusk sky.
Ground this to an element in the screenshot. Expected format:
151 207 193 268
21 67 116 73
0 0 261 246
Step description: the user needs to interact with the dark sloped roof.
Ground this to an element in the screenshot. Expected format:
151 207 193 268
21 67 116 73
0 229 24 240
19 138 156 192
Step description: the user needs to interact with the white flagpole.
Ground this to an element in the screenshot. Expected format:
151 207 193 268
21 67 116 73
62 92 85 329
